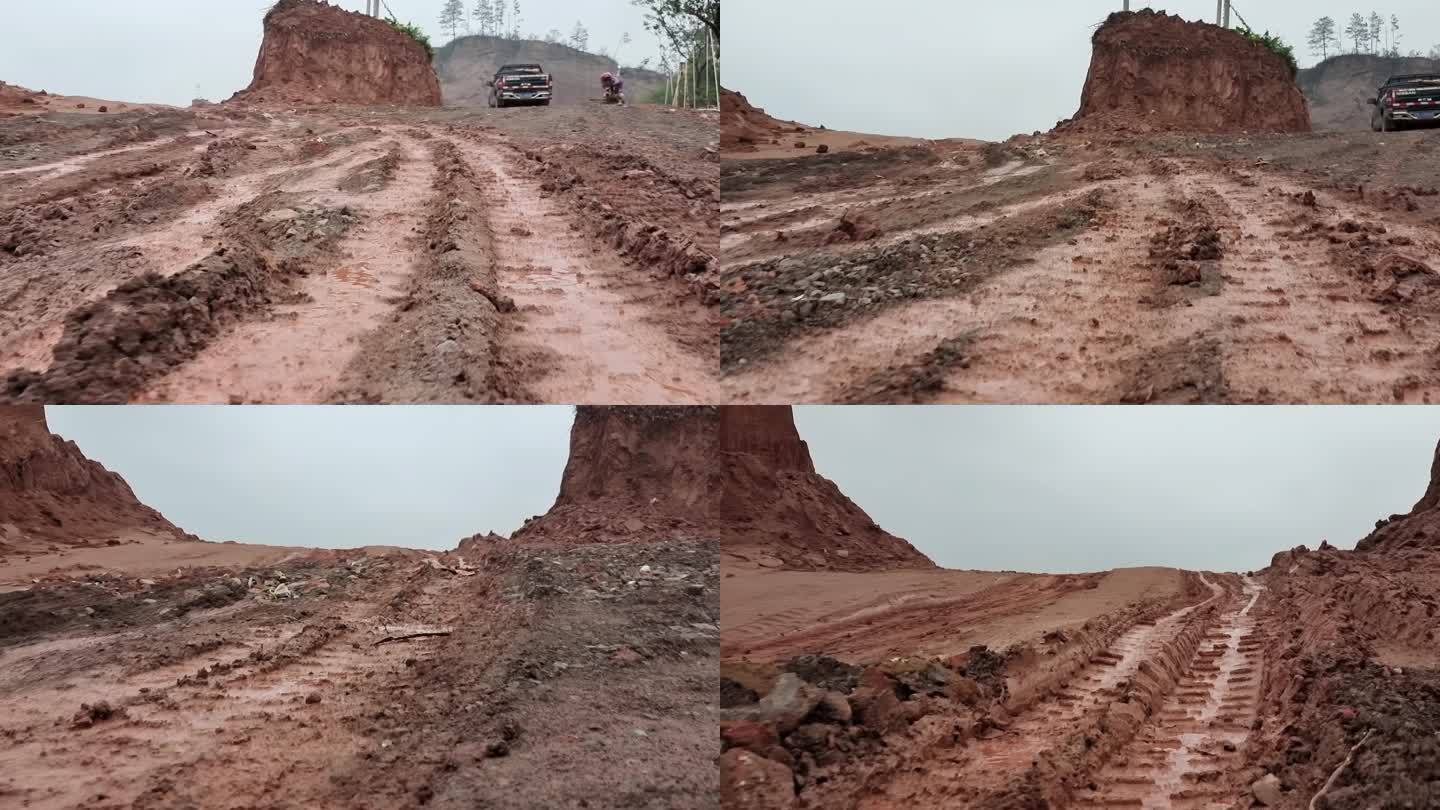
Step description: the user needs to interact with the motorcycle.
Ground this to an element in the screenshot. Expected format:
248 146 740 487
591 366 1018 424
603 86 626 105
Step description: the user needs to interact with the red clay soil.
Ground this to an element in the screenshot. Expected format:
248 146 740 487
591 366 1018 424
722 88 802 150
0 406 193 554
1355 438 1440 553
1062 10 1310 135
505 406 721 545
230 0 441 107
720 405 935 572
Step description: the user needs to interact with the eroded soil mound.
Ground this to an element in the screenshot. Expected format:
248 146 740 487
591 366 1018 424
1356 438 1440 552
0 406 193 553
722 88 802 150
720 405 935 571
1063 10 1309 135
230 0 441 107
1257 544 1440 808
508 406 720 545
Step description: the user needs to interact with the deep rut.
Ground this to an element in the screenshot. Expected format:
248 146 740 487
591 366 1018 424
452 136 718 404
1074 578 1266 809
139 137 436 403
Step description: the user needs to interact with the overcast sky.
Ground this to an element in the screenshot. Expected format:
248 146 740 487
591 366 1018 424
2 0 664 106
47 406 573 550
794 406 1440 574
725 0 1440 142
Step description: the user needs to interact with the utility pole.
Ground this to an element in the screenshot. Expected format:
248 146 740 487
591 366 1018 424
1224 0 1231 28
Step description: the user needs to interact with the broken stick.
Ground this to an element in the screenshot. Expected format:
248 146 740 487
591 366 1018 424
1309 727 1375 810
372 630 453 647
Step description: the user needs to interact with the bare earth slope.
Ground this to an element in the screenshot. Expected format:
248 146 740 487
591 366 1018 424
231 0 441 106
0 405 192 556
1065 10 1309 135
720 405 935 572
505 406 720 545
436 35 666 107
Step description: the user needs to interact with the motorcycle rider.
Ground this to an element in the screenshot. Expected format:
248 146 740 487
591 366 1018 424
600 72 625 105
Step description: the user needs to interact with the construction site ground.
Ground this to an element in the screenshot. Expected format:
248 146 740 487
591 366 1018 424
719 129 1440 404
0 102 719 404
0 536 719 809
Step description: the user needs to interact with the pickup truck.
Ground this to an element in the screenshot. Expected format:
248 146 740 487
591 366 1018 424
1369 74 1440 131
488 63 553 108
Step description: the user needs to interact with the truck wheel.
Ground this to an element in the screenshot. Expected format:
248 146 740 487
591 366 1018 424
1382 115 1394 132
541 100 551 106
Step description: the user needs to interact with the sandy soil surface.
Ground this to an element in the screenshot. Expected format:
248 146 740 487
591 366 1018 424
721 565 1187 664
719 129 1440 404
1 532 311 589
0 536 718 809
0 102 718 404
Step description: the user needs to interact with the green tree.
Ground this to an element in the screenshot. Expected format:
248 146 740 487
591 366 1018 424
631 0 719 45
492 0 506 37
511 0 522 38
1368 11 1384 53
1307 16 1337 60
1388 14 1402 57
569 21 590 52
472 0 494 35
544 28 563 43
1345 13 1368 53
439 0 466 40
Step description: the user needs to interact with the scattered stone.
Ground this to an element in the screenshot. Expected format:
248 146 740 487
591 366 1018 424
1251 773 1282 806
816 144 829 154
305 692 322 705
720 749 795 809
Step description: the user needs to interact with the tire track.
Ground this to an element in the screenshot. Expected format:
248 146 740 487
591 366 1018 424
1075 577 1265 809
452 136 718 404
139 137 436 403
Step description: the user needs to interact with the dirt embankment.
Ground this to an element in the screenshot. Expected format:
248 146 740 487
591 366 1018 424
1255 543 1440 809
1299 53 1440 132
0 406 193 555
720 405 935 572
230 0 441 107
1356 438 1440 552
1063 10 1309 135
722 88 802 150
435 36 666 107
506 406 721 546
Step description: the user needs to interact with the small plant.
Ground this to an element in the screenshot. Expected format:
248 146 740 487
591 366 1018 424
1237 25 1298 79
387 17 434 60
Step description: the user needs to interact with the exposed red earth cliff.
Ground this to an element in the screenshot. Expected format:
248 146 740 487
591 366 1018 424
0 405 192 554
230 0 441 107
720 405 935 572
1062 10 1309 135
1355 438 1440 552
501 406 720 546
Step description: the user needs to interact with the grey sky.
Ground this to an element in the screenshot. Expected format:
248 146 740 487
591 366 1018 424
46 406 574 550
794 406 1440 574
724 0 1440 142
2 0 665 107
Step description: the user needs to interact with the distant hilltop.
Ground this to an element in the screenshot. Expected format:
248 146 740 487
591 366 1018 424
435 34 668 106
1299 53 1440 131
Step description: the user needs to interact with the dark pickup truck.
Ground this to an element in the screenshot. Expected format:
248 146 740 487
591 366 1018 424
488 63 553 108
1369 74 1440 131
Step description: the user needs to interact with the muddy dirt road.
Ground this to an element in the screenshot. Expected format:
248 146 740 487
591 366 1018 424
719 130 1440 404
719 566 1301 808
0 538 718 809
0 103 719 403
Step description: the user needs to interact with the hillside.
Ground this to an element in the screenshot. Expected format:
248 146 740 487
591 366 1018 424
1299 52 1440 131
0 405 193 555
434 35 667 106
